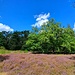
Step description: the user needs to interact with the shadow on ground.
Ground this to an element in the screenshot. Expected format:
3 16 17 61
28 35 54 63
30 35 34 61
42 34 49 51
70 56 75 60
0 55 9 62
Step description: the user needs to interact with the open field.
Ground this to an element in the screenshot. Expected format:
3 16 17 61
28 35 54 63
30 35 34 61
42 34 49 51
0 52 75 75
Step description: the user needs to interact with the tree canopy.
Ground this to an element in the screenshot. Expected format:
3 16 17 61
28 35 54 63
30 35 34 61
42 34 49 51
25 19 75 54
0 19 75 54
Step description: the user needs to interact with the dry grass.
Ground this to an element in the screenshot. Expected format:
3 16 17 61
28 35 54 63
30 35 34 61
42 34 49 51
0 53 75 75
0 72 7 75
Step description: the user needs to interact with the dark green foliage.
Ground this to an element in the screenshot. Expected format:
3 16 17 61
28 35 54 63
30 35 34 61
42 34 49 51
0 31 29 50
0 32 5 46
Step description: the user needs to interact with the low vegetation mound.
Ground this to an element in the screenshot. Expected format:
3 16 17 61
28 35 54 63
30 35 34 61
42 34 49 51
0 53 75 75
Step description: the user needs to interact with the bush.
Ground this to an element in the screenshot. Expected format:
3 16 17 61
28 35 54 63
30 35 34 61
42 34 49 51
0 46 5 50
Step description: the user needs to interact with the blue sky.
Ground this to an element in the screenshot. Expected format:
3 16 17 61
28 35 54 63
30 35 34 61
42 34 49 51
0 0 75 31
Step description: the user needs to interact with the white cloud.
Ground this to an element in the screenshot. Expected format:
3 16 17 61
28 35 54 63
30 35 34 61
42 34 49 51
32 13 50 27
73 23 75 31
0 23 14 32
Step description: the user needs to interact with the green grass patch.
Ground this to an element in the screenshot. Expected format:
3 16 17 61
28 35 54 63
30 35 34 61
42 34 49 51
0 49 29 54
0 49 10 54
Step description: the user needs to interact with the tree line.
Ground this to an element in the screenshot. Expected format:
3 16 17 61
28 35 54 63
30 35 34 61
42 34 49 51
0 30 29 50
0 19 75 54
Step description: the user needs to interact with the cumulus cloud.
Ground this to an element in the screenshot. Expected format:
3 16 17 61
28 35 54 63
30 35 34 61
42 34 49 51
32 13 50 27
73 23 75 31
0 23 14 32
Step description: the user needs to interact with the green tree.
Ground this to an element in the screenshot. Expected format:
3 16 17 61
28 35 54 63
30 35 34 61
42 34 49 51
0 32 5 46
1 31 29 50
26 19 75 54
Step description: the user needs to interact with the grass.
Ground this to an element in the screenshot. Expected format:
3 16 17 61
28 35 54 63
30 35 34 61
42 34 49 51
0 49 28 54
0 72 7 75
0 49 10 54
